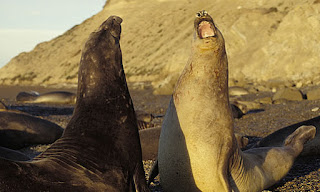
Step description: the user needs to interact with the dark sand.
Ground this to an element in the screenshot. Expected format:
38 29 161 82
1 84 320 191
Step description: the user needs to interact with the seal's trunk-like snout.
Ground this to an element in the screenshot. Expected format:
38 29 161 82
98 16 123 39
195 11 217 39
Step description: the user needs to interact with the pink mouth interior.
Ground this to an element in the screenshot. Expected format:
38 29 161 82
199 21 215 38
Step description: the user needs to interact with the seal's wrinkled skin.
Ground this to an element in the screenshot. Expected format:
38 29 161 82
152 11 316 191
0 16 149 192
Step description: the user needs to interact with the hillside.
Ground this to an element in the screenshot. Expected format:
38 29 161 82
0 0 319 94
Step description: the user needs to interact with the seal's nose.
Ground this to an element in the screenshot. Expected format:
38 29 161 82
111 16 123 25
99 15 122 29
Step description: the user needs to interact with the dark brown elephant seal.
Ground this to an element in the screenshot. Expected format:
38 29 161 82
253 116 320 156
149 11 315 191
0 16 149 192
0 146 30 161
0 111 63 149
16 91 76 104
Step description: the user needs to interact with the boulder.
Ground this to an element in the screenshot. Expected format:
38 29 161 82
272 88 304 101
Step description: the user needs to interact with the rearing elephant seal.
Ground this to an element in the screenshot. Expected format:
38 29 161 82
153 11 315 191
0 16 149 191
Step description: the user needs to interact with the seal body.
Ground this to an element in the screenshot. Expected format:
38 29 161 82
0 16 149 192
0 100 7 110
158 11 234 191
140 128 247 161
0 111 63 149
254 116 320 156
139 127 161 160
0 146 30 161
16 91 76 104
156 11 315 191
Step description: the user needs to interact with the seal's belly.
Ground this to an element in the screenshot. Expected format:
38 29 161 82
159 122 231 191
158 116 200 191
157 100 196 191
158 101 228 191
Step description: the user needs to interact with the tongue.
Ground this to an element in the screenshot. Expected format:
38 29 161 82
199 21 215 38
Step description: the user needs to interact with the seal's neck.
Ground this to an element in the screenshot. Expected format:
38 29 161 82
76 33 125 107
173 35 233 135
63 32 136 138
192 41 228 90
174 40 230 105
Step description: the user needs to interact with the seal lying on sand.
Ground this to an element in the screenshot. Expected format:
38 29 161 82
253 116 320 156
0 146 30 161
16 91 76 104
149 11 315 191
0 16 149 191
0 111 63 149
0 100 7 110
139 127 162 160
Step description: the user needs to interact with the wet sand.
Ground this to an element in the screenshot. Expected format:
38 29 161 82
1 84 320 191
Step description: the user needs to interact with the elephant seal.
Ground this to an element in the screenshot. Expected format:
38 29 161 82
139 127 248 161
229 86 249 96
139 127 162 160
16 91 76 104
253 116 320 156
0 146 30 161
0 100 7 110
150 11 315 191
0 111 63 149
0 16 149 192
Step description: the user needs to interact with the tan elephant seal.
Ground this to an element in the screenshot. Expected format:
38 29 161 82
229 86 249 96
16 91 76 104
0 16 149 191
139 127 248 161
150 11 315 191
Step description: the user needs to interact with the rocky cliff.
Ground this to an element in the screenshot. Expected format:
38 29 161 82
1 0 319 94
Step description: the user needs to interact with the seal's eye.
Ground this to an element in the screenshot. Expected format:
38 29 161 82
196 10 208 18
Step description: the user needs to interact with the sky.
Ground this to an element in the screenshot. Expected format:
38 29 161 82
0 0 106 68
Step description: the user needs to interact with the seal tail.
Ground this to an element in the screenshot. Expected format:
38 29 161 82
147 159 159 186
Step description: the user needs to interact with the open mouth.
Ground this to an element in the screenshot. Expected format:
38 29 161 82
198 21 216 39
